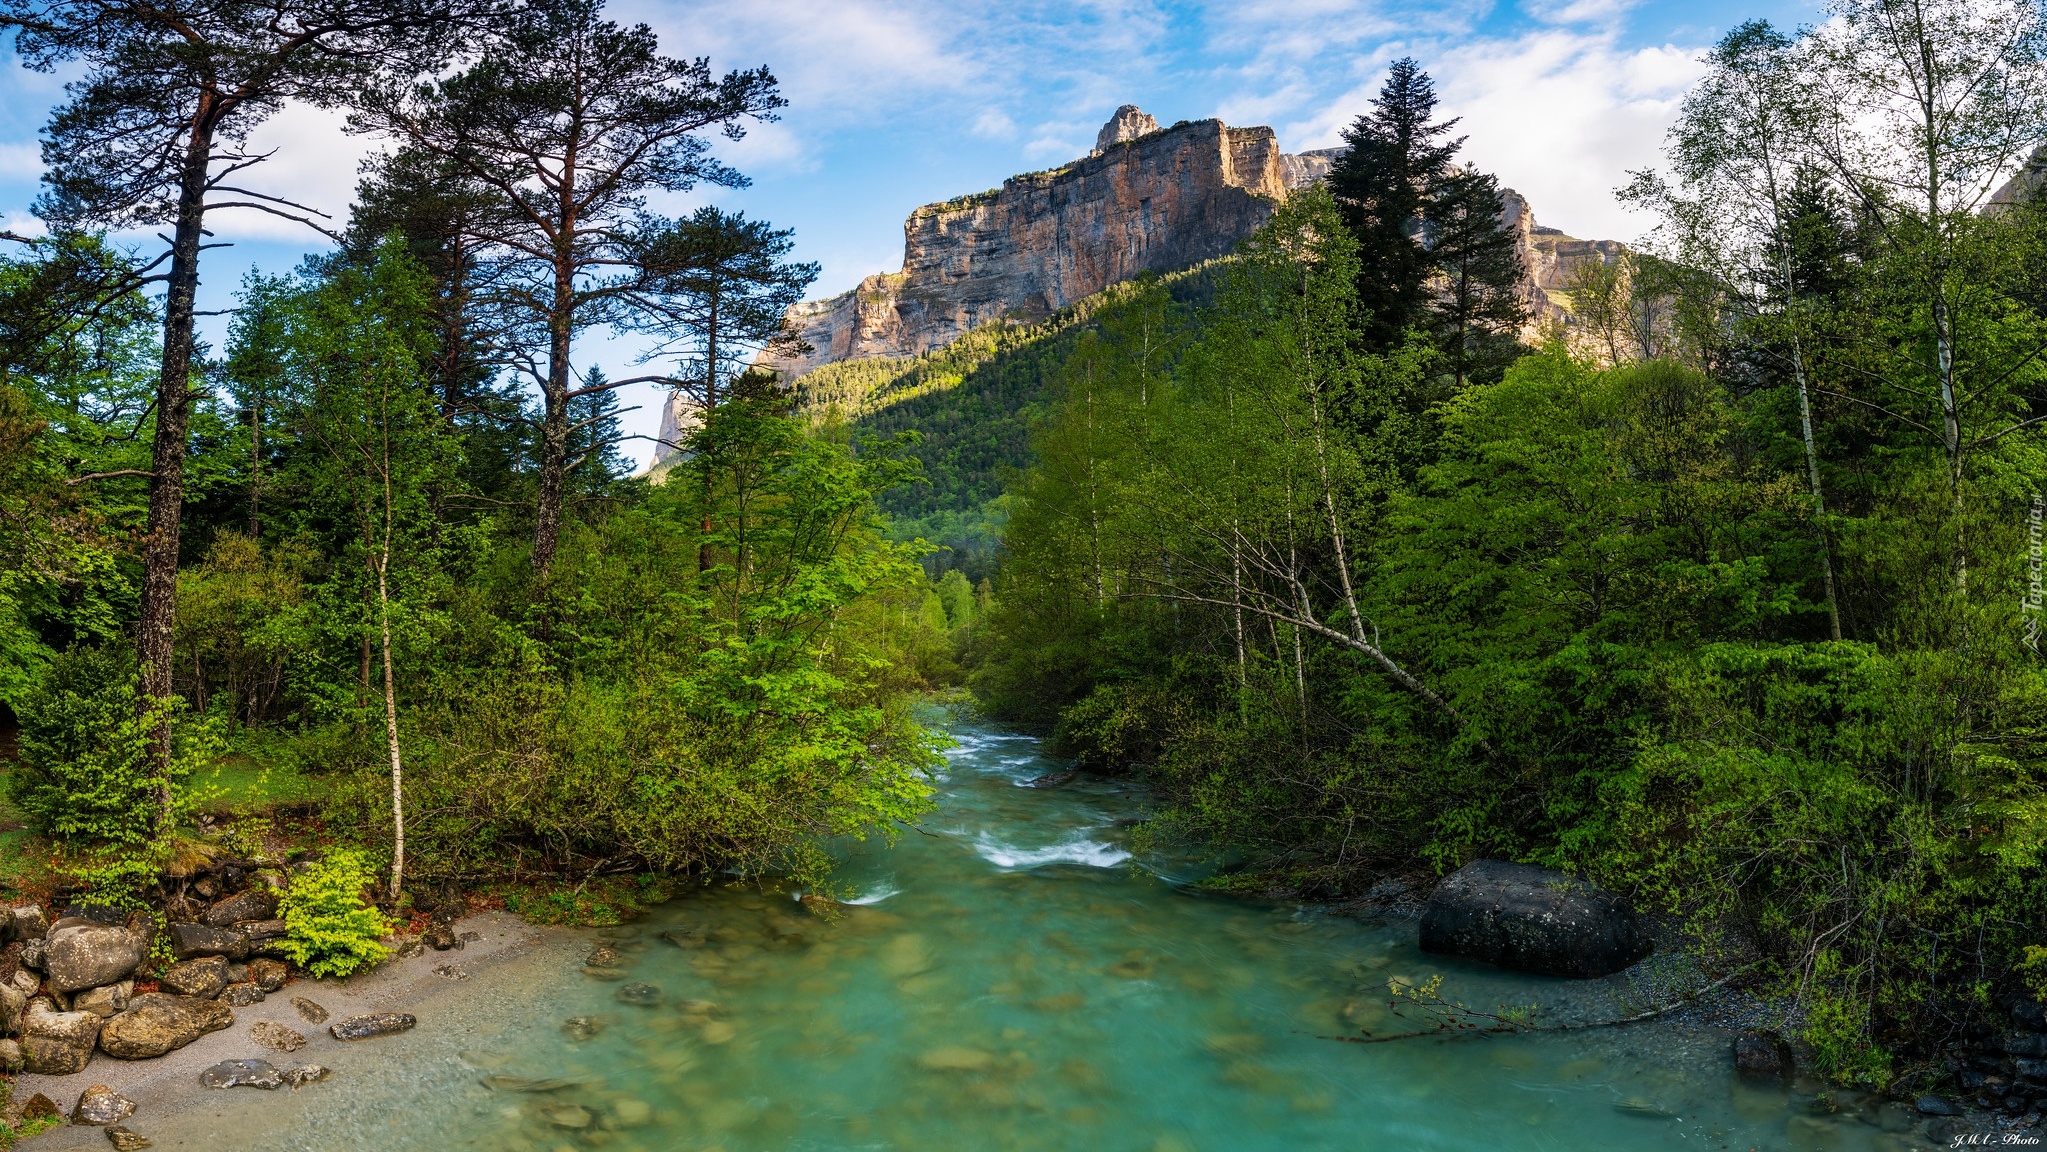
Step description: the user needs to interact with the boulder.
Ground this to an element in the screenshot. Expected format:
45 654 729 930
1418 860 1653 978
1733 1032 1793 1081
203 889 279 928
167 922 249 961
329 1012 414 1041
20 1004 102 1073
1917 1095 1965 1116
290 996 329 1024
0 979 25 1034
199 1058 282 1090
98 993 232 1059
240 919 288 958
248 958 288 992
72 980 134 1019
69 1084 135 1125
10 904 49 942
0 1038 20 1072
44 925 147 993
159 956 229 999
106 1127 152 1150
219 982 265 1007
422 921 459 951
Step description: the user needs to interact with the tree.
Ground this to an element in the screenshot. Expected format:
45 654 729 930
625 206 818 427
1805 0 2047 587
1326 58 1465 350
352 0 783 578
223 273 292 539
287 240 447 900
0 0 458 817
1625 20 1847 639
1423 166 1529 390
347 148 504 422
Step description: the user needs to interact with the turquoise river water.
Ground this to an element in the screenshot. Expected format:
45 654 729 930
117 720 1943 1150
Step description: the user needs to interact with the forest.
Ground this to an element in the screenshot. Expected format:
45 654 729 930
958 13 2047 1080
0 0 948 945
0 0 2041 1091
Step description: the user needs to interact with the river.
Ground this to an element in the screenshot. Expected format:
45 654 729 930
101 718 1931 1150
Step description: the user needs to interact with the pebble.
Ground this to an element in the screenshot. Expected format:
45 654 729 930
250 1020 307 1052
69 1084 136 1125
105 1127 151 1150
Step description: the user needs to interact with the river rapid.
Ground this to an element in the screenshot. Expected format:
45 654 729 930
107 719 1936 1151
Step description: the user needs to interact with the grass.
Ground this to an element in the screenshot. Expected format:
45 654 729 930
192 753 327 815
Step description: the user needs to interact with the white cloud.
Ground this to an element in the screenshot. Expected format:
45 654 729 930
1433 30 1704 241
972 109 1018 140
205 104 370 242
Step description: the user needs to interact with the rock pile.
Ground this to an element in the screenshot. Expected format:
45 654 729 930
0 861 291 1073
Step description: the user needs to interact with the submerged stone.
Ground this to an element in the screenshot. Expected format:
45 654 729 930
200 1058 283 1089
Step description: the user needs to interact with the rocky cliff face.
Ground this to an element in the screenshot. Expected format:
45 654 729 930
741 108 1617 401
757 110 1336 382
1499 185 1623 332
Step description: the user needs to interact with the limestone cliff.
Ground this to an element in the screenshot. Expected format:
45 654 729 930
757 110 1329 382
707 107 1622 451
1499 186 1623 333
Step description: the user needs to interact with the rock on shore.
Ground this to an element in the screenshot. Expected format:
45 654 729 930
1418 860 1652 978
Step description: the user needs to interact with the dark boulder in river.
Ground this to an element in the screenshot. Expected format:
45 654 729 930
1418 860 1652 978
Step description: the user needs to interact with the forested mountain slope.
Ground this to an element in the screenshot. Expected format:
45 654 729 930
800 265 1218 576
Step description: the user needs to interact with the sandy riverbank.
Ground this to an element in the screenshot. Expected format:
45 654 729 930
14 911 561 1150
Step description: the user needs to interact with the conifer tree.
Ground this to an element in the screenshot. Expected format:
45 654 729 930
1423 166 1529 389
0 0 460 815
1326 58 1464 350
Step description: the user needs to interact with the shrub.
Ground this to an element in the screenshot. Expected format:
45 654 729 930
277 849 392 978
9 645 220 845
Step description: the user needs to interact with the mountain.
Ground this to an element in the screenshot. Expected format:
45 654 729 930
756 110 1337 382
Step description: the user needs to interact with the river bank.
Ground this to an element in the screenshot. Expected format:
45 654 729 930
3 720 2013 1151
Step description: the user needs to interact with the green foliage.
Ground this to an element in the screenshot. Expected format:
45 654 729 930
278 848 393 978
9 646 223 845
799 266 1218 575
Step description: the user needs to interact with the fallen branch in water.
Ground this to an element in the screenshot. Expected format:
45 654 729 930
1313 967 1752 1045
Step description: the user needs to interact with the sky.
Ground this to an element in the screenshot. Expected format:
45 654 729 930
0 0 1822 469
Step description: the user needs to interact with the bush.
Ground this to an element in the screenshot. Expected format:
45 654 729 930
8 645 220 845
277 849 392 978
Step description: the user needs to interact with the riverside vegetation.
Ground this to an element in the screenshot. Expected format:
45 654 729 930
0 0 2039 1128
817 9 2047 1096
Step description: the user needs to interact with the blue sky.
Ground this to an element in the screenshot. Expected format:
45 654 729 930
0 0 1820 467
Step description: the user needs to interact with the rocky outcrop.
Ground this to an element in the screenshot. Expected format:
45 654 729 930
1094 105 1161 154
1418 859 1652 978
1497 186 1624 335
750 108 1324 389
713 109 1622 445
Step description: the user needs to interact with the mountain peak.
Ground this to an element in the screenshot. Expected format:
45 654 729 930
1093 105 1161 154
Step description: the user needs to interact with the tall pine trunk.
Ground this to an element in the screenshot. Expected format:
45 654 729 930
138 112 216 829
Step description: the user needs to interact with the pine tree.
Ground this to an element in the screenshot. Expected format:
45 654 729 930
1424 166 1529 389
1326 58 1465 350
